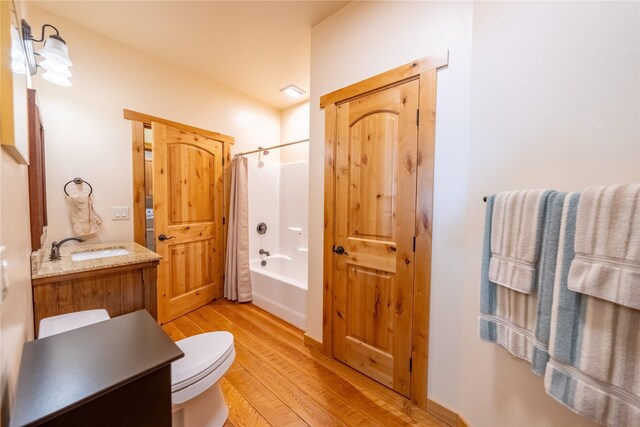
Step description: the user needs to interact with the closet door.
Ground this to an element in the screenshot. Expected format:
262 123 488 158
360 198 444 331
153 122 224 324
332 79 419 397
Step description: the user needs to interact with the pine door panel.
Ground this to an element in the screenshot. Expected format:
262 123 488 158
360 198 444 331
153 123 224 323
332 79 419 397
168 144 216 224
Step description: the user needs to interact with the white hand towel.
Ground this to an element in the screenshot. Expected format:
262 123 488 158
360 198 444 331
65 194 103 236
568 183 640 309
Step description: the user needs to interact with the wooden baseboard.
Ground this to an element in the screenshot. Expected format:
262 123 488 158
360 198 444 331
456 414 471 427
427 398 470 427
303 333 322 352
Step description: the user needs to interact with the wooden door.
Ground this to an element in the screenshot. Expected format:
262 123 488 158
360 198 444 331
153 122 224 324
332 80 419 397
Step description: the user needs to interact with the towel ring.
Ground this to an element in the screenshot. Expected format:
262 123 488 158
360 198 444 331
64 177 93 197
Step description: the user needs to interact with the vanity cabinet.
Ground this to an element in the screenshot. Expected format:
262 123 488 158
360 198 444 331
32 261 158 337
11 311 183 427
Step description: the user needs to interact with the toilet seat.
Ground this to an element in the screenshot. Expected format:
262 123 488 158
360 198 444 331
171 331 235 405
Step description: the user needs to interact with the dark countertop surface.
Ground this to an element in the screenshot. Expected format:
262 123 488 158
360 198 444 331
11 310 183 427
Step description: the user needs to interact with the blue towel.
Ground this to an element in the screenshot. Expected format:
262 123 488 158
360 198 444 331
544 193 640 426
480 192 566 375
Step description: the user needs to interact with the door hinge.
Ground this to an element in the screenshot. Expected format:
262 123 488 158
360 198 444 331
223 217 226 225
409 357 413 372
413 236 416 252
416 109 420 126
222 155 225 166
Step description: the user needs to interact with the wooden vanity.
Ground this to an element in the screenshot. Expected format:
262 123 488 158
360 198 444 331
31 242 161 336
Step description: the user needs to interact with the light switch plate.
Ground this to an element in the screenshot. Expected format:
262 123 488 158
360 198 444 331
111 206 130 221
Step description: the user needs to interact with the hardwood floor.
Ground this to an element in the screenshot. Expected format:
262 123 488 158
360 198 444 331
162 300 445 427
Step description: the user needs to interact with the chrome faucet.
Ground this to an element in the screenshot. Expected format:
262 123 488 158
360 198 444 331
50 237 85 261
259 249 270 257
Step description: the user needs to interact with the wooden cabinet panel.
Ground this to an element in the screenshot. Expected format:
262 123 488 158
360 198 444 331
27 89 47 250
32 262 158 337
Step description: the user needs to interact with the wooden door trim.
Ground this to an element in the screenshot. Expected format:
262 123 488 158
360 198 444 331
412 68 438 410
222 143 231 298
322 103 337 356
131 121 146 246
321 53 447 410
319 51 448 108
123 109 235 145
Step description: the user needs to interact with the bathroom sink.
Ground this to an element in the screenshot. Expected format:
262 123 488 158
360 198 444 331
71 248 131 261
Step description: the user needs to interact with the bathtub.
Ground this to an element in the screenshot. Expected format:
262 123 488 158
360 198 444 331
250 255 307 330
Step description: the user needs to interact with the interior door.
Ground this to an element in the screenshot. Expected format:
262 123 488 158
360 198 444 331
153 122 224 324
332 80 419 397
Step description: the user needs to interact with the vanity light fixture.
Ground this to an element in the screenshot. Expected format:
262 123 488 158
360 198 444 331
280 84 305 99
21 19 73 87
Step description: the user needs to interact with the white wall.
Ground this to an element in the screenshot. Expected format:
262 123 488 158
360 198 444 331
0 2 34 422
27 5 281 249
309 1 639 426
0 151 34 427
460 2 639 426
280 101 309 163
309 0 474 410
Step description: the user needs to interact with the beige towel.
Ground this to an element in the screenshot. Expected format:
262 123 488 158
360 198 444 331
489 189 552 294
65 195 103 236
568 184 640 309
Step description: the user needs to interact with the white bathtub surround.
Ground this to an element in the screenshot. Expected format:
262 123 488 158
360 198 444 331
249 257 307 330
224 157 252 302
279 161 310 266
247 158 309 329
248 159 280 261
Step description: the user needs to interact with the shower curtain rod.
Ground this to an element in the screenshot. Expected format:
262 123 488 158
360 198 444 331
234 138 310 157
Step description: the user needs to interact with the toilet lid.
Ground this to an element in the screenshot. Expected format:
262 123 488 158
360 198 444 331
171 331 234 390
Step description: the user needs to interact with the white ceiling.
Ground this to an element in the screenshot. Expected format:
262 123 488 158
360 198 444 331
30 1 349 110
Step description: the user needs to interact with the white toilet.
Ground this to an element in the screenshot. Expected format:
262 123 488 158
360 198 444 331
38 310 235 426
38 309 111 338
171 332 236 427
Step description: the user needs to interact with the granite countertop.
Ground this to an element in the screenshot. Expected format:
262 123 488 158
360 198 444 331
31 242 162 281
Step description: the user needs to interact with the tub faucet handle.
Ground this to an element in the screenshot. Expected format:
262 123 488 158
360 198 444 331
259 249 270 257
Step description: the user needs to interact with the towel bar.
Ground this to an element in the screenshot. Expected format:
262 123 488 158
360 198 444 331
64 177 93 197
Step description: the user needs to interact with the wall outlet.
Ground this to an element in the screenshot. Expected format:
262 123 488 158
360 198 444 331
111 206 130 221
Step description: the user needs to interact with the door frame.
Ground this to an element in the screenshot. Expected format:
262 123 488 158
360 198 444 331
320 52 448 410
124 109 233 300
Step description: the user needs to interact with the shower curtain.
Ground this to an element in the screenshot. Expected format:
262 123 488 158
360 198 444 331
224 156 252 302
